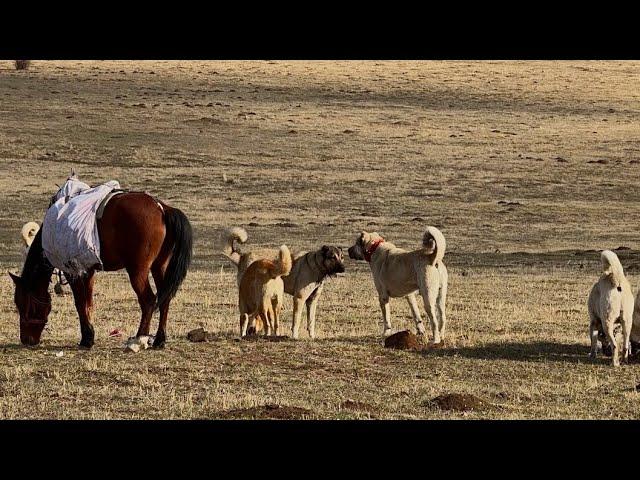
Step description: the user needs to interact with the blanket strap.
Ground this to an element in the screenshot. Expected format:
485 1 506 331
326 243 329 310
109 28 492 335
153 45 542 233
96 189 127 220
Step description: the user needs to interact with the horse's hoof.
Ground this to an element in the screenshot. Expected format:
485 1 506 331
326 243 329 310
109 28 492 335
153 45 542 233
152 338 166 349
79 342 94 350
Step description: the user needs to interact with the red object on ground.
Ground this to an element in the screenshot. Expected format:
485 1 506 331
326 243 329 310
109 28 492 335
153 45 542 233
109 329 122 338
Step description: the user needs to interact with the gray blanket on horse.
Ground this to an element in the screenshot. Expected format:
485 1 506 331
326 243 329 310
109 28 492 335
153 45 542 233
42 176 122 276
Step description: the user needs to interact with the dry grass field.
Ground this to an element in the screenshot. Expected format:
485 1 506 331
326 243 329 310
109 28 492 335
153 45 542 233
0 60 639 419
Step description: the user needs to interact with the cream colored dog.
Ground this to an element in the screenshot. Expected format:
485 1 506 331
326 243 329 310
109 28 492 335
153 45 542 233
21 221 40 260
21 221 69 296
223 227 345 339
347 226 448 343
631 292 640 357
238 245 292 337
587 250 634 366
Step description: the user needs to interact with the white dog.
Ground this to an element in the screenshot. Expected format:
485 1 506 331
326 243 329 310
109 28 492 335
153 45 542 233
587 250 634 366
347 226 448 343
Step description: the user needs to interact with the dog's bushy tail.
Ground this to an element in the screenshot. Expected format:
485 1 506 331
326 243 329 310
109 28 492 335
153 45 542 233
421 226 446 265
21 222 40 248
268 245 292 279
222 227 248 267
601 250 625 288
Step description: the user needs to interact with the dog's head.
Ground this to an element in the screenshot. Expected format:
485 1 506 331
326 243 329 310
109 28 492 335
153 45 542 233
347 231 383 261
319 245 345 275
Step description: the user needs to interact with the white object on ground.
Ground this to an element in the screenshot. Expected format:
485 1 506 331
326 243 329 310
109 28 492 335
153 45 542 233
123 335 155 353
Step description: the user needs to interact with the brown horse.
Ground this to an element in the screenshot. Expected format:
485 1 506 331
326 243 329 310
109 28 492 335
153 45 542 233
9 192 193 348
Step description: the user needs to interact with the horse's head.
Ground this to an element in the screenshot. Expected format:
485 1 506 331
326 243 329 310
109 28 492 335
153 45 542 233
9 272 51 346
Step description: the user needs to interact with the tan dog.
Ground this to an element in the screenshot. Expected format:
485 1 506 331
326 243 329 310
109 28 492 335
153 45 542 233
21 221 69 296
631 292 640 357
587 250 634 366
21 221 40 260
348 226 448 343
223 227 345 339
238 245 292 337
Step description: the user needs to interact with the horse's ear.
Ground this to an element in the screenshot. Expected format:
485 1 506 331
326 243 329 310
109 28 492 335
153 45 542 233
8 272 21 286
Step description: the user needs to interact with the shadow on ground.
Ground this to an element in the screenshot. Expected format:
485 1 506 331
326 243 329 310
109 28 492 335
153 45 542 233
423 340 608 365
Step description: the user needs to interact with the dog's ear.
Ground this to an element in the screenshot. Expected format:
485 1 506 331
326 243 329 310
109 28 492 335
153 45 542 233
321 245 331 255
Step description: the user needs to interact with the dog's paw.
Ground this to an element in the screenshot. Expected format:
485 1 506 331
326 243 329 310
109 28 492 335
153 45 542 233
382 328 394 337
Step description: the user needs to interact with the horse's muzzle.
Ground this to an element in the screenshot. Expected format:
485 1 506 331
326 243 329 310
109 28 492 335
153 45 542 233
20 322 45 346
20 334 40 346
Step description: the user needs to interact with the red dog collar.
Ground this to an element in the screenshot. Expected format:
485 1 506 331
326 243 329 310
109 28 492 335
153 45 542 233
364 239 384 262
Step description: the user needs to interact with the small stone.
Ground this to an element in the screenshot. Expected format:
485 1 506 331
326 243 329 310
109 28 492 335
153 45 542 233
187 327 207 342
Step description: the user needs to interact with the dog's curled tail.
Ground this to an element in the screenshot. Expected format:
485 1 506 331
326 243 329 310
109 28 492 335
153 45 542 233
222 227 248 266
421 226 446 265
269 245 292 278
601 250 625 288
21 222 40 248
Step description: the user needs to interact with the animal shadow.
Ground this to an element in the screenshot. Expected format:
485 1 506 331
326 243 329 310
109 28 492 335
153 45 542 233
425 340 612 365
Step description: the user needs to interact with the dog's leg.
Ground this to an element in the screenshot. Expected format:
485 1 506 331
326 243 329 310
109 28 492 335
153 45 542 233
437 266 448 340
261 312 271 337
306 284 323 340
420 287 441 344
379 295 393 336
420 267 442 344
603 315 620 367
250 314 261 336
291 296 305 339
622 309 633 364
589 315 599 359
270 299 279 337
240 313 249 337
406 293 425 335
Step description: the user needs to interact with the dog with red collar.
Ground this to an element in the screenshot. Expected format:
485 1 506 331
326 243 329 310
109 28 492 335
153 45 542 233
348 226 448 344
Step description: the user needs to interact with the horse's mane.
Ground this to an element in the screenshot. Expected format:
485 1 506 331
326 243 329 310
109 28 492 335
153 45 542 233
20 228 54 293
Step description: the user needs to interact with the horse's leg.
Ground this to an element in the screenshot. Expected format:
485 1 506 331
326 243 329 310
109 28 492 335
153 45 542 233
151 263 170 348
68 271 96 348
127 266 156 339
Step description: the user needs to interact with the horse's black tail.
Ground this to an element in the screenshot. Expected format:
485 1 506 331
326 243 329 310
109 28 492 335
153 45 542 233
156 205 193 310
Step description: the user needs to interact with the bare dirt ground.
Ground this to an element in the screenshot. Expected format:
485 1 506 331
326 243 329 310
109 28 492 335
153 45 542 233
0 60 639 419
